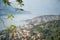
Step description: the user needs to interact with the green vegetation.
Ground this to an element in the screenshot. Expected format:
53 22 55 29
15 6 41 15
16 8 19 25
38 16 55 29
5 24 16 33
0 20 60 40
30 20 60 40
3 0 24 6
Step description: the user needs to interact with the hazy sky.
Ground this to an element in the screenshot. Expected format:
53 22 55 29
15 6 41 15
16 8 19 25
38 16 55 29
22 0 60 15
0 0 60 16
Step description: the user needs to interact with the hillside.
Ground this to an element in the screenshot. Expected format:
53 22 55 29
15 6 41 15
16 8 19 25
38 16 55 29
25 15 60 25
30 20 60 40
0 15 60 40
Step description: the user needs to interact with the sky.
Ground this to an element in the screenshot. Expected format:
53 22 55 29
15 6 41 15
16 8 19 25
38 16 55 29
0 0 60 29
9 0 60 21
9 0 60 15
22 0 60 15
0 0 60 17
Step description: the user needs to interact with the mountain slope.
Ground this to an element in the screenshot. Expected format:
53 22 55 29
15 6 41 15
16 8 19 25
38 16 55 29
30 20 60 40
25 15 60 25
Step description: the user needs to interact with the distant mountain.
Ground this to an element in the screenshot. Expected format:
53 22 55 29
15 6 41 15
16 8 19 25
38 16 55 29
39 20 60 28
24 15 60 25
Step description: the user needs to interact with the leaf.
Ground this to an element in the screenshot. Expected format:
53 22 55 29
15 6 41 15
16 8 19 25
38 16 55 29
3 0 7 3
15 8 24 11
3 0 24 6
6 14 14 19
16 0 24 7
7 2 11 6
5 24 17 33
20 9 24 11
3 0 11 6
16 0 23 3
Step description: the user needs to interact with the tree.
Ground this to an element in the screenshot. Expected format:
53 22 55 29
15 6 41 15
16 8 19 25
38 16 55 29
0 0 24 11
3 0 24 6
0 0 24 27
